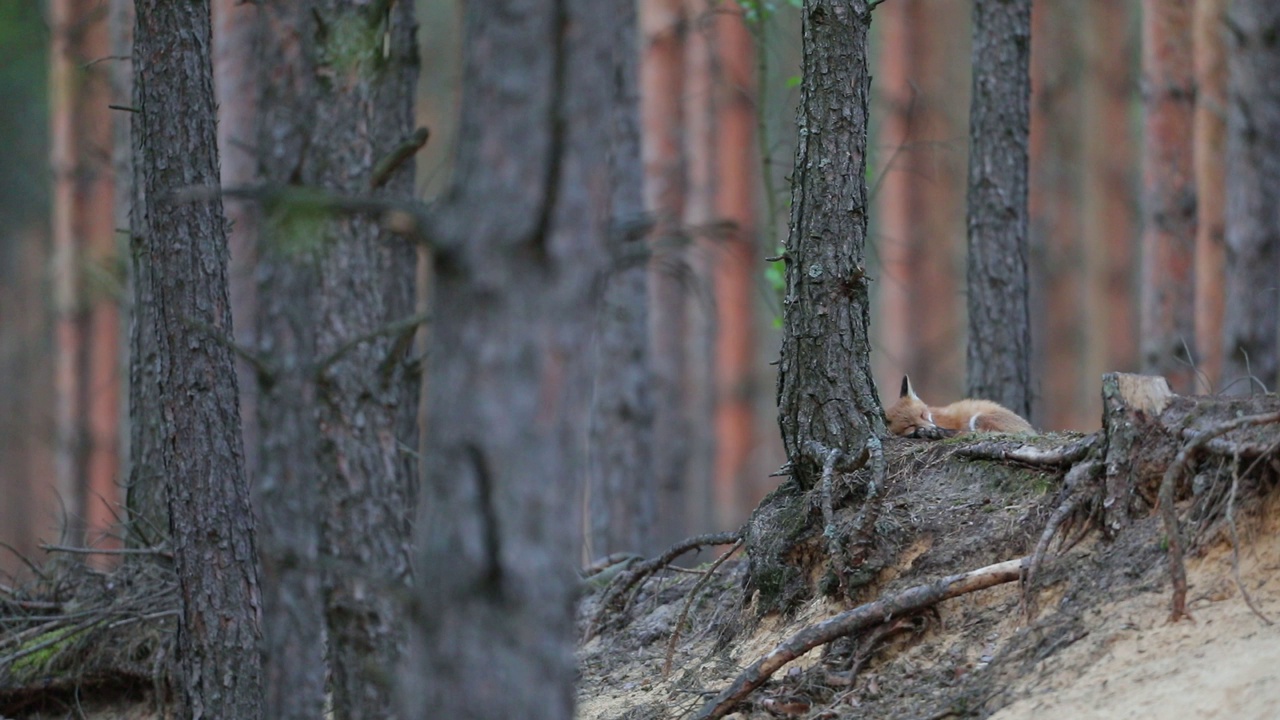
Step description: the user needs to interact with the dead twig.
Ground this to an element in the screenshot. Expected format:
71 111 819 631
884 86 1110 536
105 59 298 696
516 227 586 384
369 127 430 189
1159 410 1280 622
692 556 1028 720
588 528 744 639
663 538 743 677
40 544 172 559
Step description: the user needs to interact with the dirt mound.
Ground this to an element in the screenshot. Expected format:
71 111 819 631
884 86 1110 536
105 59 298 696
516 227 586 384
577 434 1280 719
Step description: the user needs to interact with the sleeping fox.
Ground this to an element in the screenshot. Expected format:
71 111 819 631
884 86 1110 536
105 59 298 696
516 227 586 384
885 375 1034 438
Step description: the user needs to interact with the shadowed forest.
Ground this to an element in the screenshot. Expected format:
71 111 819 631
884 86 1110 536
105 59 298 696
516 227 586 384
0 0 1278 718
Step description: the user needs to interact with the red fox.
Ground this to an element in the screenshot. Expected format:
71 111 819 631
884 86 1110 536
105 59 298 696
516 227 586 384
885 375 1035 438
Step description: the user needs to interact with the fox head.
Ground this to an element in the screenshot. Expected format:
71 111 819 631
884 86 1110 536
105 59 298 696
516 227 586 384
885 375 936 437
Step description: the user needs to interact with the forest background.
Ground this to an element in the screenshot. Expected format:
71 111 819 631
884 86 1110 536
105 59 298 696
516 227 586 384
0 0 1248 571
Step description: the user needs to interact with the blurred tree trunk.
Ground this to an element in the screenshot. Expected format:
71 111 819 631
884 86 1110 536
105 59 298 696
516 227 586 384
1081 0 1139 417
642 0 695 550
213 0 260 470
130 0 263 715
1029 0 1085 430
109 0 134 548
0 3 53 572
776 0 884 487
1139 0 1197 392
50 0 121 555
873 0 968 408
965 0 1032 420
1192 0 1228 390
1220 0 1280 392
680 0 719 535
712 3 759 525
588 0 656 557
251 3 326 719
406 0 639 715
303 3 422 718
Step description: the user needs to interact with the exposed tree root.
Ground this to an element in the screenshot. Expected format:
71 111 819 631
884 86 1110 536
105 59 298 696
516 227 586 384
958 433 1098 467
1023 460 1102 619
587 528 744 639
692 556 1028 720
1158 410 1280 622
663 538 744 677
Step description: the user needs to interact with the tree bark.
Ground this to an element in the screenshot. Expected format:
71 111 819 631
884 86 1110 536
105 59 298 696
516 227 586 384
406 0 639 716
965 0 1032 420
130 1 264 716
252 4 326 718
304 3 421 718
1220 0 1280 393
776 0 884 487
589 0 656 558
1139 0 1197 393
213 0 261 471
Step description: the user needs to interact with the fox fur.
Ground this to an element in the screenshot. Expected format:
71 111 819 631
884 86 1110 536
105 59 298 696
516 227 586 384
885 375 1034 437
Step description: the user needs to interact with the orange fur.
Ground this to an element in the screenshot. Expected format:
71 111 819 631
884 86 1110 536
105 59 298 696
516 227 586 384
885 376 1034 437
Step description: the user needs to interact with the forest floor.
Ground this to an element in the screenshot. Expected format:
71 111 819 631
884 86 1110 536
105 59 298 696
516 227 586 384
576 437 1280 720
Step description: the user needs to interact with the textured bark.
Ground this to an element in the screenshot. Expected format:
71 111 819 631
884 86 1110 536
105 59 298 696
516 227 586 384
1139 0 1197 393
1220 0 1280 392
304 3 421 718
1081 0 1139 418
712 3 760 524
1193 0 1229 389
589 0 655 557
252 4 326 719
776 0 884 486
965 0 1032 420
130 1 264 716
51 0 122 555
406 0 637 716
641 0 694 549
213 0 261 470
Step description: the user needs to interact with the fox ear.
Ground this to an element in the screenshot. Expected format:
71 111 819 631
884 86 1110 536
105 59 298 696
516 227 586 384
901 375 920 401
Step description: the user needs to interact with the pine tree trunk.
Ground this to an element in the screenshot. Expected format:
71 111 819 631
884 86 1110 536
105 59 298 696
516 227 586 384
51 0 121 554
776 0 884 486
641 0 695 550
213 0 261 470
252 4 326 718
130 1 264 716
1220 0 1280 392
965 0 1032 420
1139 0 1197 392
589 0 656 558
1192 0 1229 390
306 3 421 717
406 0 639 716
711 4 759 524
1081 0 1139 422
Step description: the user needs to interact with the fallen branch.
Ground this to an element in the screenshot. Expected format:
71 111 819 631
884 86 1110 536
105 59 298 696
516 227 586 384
1159 410 1280 622
1227 451 1275 625
692 556 1028 720
588 529 743 639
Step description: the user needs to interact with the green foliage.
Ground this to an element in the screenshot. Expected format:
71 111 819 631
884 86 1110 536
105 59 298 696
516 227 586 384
738 0 804 24
0 1 50 235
